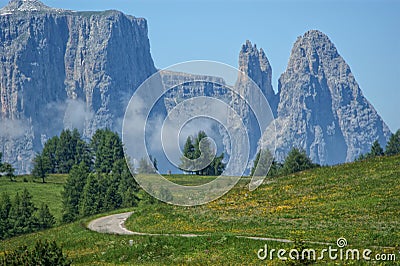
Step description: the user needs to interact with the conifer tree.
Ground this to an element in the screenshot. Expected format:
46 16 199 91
9 189 37 235
41 136 59 173
282 148 316 175
32 154 47 183
62 163 89 222
180 131 225 175
0 193 12 239
386 130 400 156
79 173 101 216
368 140 384 158
37 203 55 229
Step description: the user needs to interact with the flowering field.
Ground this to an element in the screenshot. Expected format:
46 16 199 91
127 155 400 249
1 156 399 265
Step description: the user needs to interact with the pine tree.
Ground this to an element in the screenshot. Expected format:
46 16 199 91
369 140 384 158
1 240 71 266
180 136 195 174
79 173 102 216
103 175 122 212
0 193 12 239
193 131 208 159
195 134 214 175
32 154 47 183
183 136 195 159
37 203 55 229
180 131 225 175
56 129 76 173
20 189 38 233
41 136 59 173
113 159 139 208
2 163 15 181
121 187 139 208
267 160 283 177
0 154 15 182
91 129 124 173
209 153 225 176
282 148 316 175
386 130 400 156
9 189 37 235
75 138 92 168
62 163 89 223
8 192 21 236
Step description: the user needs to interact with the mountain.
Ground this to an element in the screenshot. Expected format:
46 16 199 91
260 30 391 165
0 0 156 173
0 1 391 173
237 40 277 115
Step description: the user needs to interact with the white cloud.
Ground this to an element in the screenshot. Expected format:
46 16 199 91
0 118 28 139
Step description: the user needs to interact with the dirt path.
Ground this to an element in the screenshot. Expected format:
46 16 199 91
88 212 209 238
87 212 333 245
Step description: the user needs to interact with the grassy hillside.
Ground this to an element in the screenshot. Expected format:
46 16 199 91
0 174 67 221
0 210 285 265
127 156 400 248
0 156 399 265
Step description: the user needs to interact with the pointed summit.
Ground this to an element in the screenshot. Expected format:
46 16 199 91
238 40 277 114
284 30 340 76
265 30 391 165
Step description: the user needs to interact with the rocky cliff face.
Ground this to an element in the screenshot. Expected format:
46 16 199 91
237 40 277 114
261 30 391 164
161 70 229 112
233 41 277 166
0 1 391 172
0 0 156 173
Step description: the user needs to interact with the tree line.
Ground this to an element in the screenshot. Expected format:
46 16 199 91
0 189 55 240
179 131 226 175
252 129 400 178
358 129 400 160
31 128 140 223
62 159 139 222
251 147 319 177
1 239 70 265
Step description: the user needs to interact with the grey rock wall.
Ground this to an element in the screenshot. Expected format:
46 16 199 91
0 0 156 173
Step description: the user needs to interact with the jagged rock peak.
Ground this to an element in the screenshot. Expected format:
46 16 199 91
241 40 256 52
0 0 63 13
286 29 340 76
238 40 276 114
258 48 271 75
240 40 271 74
297 30 339 53
268 29 391 165
301 29 332 41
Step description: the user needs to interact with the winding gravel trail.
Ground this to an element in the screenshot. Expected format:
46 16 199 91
87 211 333 245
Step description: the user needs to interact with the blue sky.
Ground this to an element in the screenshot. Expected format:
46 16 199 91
2 0 399 131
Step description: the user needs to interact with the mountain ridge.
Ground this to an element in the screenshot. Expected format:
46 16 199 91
0 1 392 172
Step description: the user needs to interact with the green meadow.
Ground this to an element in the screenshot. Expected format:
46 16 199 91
1 156 399 265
